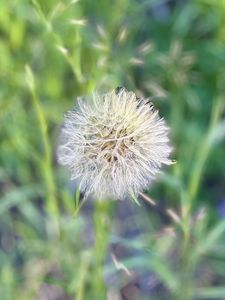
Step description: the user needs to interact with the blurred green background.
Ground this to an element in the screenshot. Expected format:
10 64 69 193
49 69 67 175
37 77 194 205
1 0 225 299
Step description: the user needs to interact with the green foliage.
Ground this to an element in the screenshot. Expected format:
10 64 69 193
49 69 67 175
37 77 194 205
1 0 225 299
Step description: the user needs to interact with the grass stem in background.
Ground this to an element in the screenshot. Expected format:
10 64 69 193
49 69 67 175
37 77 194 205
25 65 60 237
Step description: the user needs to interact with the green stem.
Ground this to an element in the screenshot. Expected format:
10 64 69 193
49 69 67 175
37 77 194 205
25 66 59 235
187 95 224 212
76 252 91 300
177 95 224 300
92 200 112 300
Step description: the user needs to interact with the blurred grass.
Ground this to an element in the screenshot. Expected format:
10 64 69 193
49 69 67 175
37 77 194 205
1 0 225 299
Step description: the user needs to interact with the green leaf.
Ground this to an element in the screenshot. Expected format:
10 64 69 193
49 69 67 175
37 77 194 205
198 219 225 254
0 185 42 214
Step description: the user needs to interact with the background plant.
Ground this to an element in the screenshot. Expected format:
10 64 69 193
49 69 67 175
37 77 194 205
1 0 225 299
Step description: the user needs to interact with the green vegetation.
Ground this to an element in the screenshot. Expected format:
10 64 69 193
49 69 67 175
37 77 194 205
1 0 225 299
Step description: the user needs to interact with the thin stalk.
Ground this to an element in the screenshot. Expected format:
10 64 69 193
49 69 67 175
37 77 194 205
177 95 224 300
76 252 91 300
25 66 59 236
92 200 112 300
187 95 224 213
32 0 84 83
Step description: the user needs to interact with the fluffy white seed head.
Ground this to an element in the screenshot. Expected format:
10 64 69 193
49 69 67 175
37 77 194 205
57 88 172 200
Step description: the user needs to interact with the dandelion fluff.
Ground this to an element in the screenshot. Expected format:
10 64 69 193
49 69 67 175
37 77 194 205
57 88 172 199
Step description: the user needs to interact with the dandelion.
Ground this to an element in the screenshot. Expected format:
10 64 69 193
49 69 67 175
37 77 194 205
57 88 172 199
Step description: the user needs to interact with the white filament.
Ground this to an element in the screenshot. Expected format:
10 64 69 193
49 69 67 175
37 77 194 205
57 88 172 199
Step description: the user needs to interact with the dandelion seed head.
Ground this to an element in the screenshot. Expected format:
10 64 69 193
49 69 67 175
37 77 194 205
57 88 172 199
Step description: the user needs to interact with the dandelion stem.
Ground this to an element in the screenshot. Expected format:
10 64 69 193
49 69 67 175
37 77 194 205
92 200 112 300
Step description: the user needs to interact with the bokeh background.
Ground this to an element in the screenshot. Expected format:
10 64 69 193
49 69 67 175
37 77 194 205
1 0 225 299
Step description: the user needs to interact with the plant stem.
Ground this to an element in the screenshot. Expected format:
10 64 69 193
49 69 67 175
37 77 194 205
25 65 60 237
92 200 112 300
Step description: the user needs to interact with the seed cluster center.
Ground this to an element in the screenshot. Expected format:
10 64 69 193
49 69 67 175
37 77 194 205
99 128 135 163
